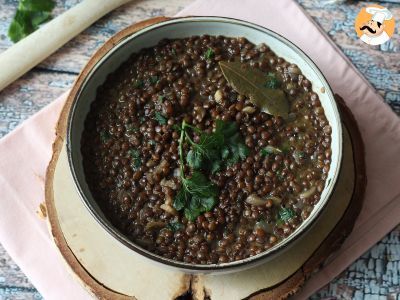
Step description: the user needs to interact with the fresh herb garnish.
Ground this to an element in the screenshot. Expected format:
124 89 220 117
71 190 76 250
296 151 305 159
173 171 218 221
166 220 184 232
278 207 296 222
265 72 279 89
184 120 249 174
99 130 111 143
172 124 181 132
293 150 306 164
158 95 165 103
204 48 215 60
148 140 156 146
128 149 140 158
133 79 144 88
171 48 177 56
261 145 282 156
173 120 249 221
149 76 159 84
128 149 141 169
8 0 55 43
154 111 167 125
125 124 138 135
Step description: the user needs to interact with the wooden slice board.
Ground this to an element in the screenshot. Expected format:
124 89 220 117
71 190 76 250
44 92 365 300
44 16 366 300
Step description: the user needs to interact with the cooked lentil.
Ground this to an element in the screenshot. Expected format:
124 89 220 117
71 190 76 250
81 35 331 264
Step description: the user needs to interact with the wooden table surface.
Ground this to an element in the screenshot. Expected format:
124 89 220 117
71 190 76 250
0 0 399 299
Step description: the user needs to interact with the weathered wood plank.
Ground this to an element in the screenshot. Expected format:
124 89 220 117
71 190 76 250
298 0 400 114
0 0 191 138
0 242 43 300
0 70 75 137
312 225 400 299
298 1 400 298
0 0 190 73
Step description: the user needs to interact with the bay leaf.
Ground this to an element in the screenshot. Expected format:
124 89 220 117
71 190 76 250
219 61 289 117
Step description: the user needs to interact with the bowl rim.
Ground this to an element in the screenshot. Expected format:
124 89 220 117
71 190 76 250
66 16 343 272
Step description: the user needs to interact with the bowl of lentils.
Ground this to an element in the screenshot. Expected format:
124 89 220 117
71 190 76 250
67 17 342 273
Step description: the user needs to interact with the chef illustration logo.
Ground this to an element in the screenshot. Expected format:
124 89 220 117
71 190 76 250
354 4 395 46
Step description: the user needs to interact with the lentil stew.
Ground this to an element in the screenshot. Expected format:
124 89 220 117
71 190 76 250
81 35 332 265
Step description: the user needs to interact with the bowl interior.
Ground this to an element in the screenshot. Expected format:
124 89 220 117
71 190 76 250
67 17 342 272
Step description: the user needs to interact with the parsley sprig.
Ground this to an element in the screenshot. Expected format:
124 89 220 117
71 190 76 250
265 72 280 89
261 145 282 156
133 79 144 88
99 130 111 143
8 0 55 43
173 120 249 221
128 149 141 170
166 220 184 232
278 207 296 222
204 48 215 60
154 111 167 125
185 120 249 173
149 76 159 84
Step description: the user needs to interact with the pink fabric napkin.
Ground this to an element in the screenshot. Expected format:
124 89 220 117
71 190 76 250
1 0 399 299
